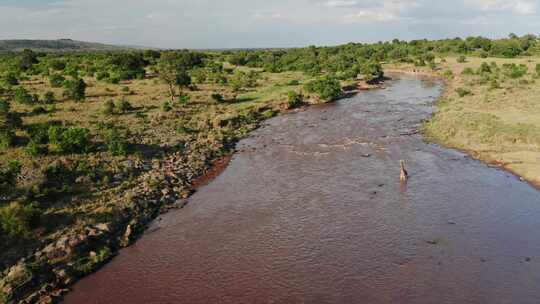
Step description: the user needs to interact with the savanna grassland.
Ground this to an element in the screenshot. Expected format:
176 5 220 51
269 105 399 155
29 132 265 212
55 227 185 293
1 34 540 303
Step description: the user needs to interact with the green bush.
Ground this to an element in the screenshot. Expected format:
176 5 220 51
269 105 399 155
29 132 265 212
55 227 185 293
502 63 528 79
162 101 172 112
27 123 53 144
442 70 454 80
96 71 110 81
287 80 300 86
461 67 475 75
456 87 472 97
31 106 47 115
63 78 86 101
0 161 21 193
360 60 384 82
457 55 467 63
229 70 258 92
3 72 19 86
103 100 115 115
116 98 132 113
25 140 47 156
0 202 42 237
0 130 15 149
0 100 21 149
49 74 65 88
535 64 540 78
287 91 303 109
304 76 342 101
48 126 91 154
13 87 35 104
211 93 224 103
102 127 128 156
178 94 190 105
43 91 56 104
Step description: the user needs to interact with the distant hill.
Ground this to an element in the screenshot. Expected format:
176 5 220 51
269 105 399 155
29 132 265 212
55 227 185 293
0 39 132 52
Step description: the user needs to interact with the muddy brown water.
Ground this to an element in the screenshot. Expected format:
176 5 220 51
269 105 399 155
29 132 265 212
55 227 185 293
64 76 540 304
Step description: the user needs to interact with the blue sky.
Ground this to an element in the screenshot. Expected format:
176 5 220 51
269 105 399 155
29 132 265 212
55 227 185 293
0 0 539 48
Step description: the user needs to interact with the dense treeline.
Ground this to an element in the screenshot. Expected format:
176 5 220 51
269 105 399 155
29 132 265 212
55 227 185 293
220 33 540 74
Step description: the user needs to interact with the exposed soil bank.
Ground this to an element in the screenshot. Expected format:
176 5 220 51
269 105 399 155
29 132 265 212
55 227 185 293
65 76 540 304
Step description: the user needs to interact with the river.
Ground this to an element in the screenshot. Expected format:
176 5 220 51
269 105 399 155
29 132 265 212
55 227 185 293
64 75 540 304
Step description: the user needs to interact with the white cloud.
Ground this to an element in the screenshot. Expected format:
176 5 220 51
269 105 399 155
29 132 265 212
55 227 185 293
322 0 359 8
253 11 284 20
343 0 418 22
467 0 537 15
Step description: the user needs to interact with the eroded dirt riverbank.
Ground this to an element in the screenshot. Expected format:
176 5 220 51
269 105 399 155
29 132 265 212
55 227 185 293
65 76 540 304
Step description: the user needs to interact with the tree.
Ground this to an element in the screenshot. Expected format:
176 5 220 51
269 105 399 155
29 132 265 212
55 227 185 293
176 70 192 95
157 51 196 102
63 78 86 101
360 60 384 83
49 74 65 88
13 87 36 104
287 91 303 109
16 49 39 71
304 76 342 101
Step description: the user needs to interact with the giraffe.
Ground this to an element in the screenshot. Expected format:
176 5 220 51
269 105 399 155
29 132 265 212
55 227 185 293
400 160 409 182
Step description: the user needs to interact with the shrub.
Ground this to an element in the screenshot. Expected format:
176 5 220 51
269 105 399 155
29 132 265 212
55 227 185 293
162 101 172 112
0 161 21 193
0 130 15 149
477 62 492 74
211 93 224 103
457 55 467 63
27 123 53 144
414 59 426 67
25 140 47 156
102 128 128 156
502 63 528 79
456 87 472 97
3 72 19 86
116 98 132 113
535 64 540 78
43 91 56 104
178 94 190 105
287 91 303 109
461 67 475 75
0 202 41 237
49 74 65 88
49 60 66 71
442 70 454 80
360 60 384 82
287 80 300 86
229 70 258 92
96 71 110 81
103 100 115 115
0 100 21 149
31 106 47 115
13 87 35 104
304 76 342 101
48 126 91 154
63 78 86 101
